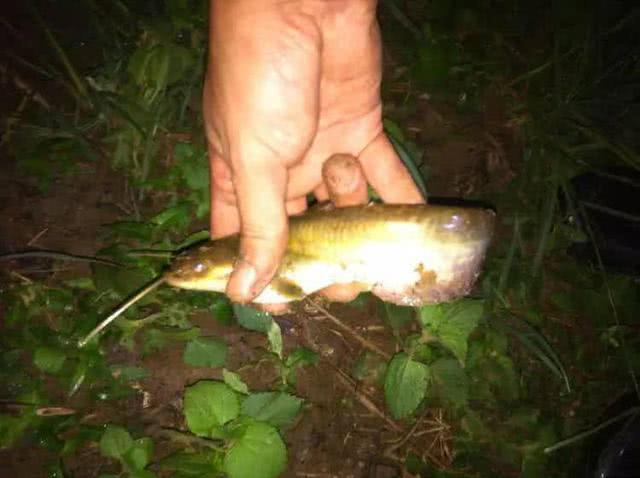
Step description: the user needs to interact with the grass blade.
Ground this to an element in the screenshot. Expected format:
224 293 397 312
28 2 90 105
544 406 639 454
386 132 429 202
515 321 571 393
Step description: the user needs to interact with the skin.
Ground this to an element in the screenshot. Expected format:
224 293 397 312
203 0 425 307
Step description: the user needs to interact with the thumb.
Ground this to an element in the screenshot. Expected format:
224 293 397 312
321 153 369 207
226 161 289 304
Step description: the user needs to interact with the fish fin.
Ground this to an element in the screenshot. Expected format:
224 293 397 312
269 277 307 301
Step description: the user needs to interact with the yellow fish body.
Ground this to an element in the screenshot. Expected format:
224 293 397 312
164 203 495 306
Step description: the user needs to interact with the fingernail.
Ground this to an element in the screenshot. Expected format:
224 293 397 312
229 259 257 302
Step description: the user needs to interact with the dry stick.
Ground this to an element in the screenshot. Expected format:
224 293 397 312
9 270 33 283
78 277 165 347
383 410 428 457
385 409 451 470
28 228 49 246
334 368 401 433
306 298 391 361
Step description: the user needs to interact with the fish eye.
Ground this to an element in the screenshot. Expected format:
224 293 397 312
193 262 207 273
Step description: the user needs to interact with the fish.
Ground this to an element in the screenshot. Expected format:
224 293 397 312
79 202 495 347
164 203 495 306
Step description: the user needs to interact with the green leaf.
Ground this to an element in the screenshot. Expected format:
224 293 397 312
385 128 428 201
129 470 156 478
223 369 249 395
61 425 102 457
100 425 133 460
241 392 303 428
5 297 27 325
224 421 287 478
284 347 319 369
430 358 468 409
418 304 444 326
460 409 489 440
64 277 95 290
176 144 209 191
0 414 34 449
106 221 155 242
346 292 370 308
150 203 191 230
33 347 67 374
123 437 154 471
184 381 239 438
159 450 221 477
352 352 387 386
176 231 210 249
467 338 520 402
382 303 415 331
384 352 429 419
233 304 273 332
143 327 201 354
183 337 227 368
282 347 318 385
267 321 283 359
210 298 233 325
383 118 406 143
419 299 484 364
93 262 159 300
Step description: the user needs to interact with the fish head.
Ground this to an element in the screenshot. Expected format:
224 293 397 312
163 238 237 292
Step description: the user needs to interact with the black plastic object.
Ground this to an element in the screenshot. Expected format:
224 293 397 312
562 167 640 276
584 392 640 478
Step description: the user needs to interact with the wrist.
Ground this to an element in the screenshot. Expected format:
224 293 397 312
212 0 377 18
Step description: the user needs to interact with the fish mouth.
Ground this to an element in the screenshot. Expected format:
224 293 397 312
163 272 227 292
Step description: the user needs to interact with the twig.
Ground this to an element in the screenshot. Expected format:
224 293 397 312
9 270 33 283
306 299 391 360
27 228 49 246
334 368 401 432
384 410 427 457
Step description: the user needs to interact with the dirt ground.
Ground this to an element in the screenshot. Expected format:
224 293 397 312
0 143 432 478
0 99 515 477
0 8 518 475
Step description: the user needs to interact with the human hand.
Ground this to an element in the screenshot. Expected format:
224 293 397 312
203 0 424 305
